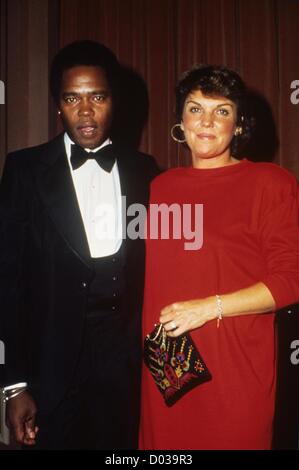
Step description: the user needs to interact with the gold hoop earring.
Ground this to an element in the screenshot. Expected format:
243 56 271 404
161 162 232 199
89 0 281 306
171 124 186 143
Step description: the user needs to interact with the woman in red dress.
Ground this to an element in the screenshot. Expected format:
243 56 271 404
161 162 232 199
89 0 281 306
139 65 299 450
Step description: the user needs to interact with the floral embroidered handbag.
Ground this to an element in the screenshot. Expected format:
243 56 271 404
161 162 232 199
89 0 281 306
144 323 212 406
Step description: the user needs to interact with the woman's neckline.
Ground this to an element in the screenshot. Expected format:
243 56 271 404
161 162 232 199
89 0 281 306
182 158 251 176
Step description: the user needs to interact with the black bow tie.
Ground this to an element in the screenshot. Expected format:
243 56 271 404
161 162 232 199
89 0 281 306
70 144 116 172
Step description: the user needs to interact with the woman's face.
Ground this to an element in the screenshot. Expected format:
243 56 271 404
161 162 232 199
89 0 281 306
181 89 237 165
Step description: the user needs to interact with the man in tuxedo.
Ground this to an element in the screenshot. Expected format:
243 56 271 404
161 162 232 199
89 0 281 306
0 40 158 449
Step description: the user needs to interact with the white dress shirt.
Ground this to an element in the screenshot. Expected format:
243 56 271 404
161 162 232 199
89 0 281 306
64 132 122 258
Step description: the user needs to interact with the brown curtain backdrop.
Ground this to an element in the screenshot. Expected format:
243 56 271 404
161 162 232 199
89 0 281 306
0 0 59 174
0 0 299 176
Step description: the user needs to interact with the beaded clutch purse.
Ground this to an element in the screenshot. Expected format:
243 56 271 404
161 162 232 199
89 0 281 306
144 323 212 406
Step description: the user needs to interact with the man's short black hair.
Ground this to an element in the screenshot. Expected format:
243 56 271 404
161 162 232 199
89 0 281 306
50 40 121 105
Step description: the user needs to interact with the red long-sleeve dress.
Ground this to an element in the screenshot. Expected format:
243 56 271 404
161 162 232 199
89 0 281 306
139 159 299 450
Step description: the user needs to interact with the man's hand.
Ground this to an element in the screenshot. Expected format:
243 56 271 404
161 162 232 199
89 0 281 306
6 390 39 445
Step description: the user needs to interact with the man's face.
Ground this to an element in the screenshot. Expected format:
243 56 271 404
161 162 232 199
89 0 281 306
58 65 113 149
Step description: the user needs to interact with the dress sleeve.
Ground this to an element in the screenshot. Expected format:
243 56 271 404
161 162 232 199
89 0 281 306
260 171 299 310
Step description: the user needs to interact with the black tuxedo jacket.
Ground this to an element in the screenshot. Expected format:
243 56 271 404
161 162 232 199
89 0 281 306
0 134 159 414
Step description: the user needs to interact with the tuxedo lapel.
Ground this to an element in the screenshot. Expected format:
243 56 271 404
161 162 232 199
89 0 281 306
115 146 148 257
35 135 92 269
116 146 137 207
115 148 135 249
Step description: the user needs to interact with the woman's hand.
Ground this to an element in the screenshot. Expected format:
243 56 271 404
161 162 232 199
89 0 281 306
160 297 217 336
159 283 277 336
